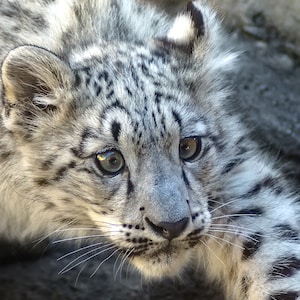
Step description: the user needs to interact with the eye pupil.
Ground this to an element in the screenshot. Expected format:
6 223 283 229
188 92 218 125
96 150 125 175
179 137 201 161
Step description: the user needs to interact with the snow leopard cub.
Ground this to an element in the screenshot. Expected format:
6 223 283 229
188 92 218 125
0 0 300 299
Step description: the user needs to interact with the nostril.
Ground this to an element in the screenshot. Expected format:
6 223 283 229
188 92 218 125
145 217 189 240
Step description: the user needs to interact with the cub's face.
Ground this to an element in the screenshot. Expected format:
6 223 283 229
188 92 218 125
1 3 236 278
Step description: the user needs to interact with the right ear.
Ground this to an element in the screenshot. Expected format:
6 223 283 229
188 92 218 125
155 1 237 72
1 45 74 133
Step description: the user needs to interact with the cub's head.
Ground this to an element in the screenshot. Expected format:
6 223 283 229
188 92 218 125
1 1 238 278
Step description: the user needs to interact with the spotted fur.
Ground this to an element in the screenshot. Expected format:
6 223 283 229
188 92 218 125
0 1 300 299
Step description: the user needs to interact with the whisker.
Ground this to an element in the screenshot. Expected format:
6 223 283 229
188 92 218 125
113 251 124 279
59 244 115 275
90 248 120 278
208 228 254 240
57 242 104 261
74 264 86 287
53 233 118 244
114 248 134 281
205 233 244 250
211 213 257 220
209 198 241 213
201 240 225 267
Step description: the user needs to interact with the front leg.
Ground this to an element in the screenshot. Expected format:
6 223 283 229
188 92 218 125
200 186 300 300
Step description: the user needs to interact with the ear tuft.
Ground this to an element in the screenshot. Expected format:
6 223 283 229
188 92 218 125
156 1 205 54
186 2 205 38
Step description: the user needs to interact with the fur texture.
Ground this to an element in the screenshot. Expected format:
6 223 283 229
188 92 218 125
0 1 300 299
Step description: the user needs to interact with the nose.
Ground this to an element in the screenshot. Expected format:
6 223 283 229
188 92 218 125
146 217 189 240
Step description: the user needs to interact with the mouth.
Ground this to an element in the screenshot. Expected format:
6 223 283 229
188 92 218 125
124 235 202 279
128 242 194 279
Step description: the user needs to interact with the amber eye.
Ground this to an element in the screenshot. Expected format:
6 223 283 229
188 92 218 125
95 149 125 175
179 136 202 162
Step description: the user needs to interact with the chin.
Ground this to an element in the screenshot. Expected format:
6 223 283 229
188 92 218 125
130 248 193 280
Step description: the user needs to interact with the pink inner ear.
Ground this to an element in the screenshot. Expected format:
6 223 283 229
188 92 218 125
186 2 205 38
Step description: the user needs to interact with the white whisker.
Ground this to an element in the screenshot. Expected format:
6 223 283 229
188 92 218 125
90 248 120 278
59 244 115 275
201 240 225 267
209 198 241 213
53 233 117 244
57 242 104 261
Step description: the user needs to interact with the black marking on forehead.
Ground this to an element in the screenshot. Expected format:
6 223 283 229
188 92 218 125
98 70 109 82
155 92 162 104
172 110 182 130
70 128 99 159
100 99 132 127
111 121 121 142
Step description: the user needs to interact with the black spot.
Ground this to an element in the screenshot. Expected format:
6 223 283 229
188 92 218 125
54 166 68 181
106 90 114 99
273 224 299 240
152 112 158 127
154 92 163 104
111 121 121 142
140 207 145 211
96 85 102 97
70 147 82 158
127 178 135 196
241 276 250 297
242 177 277 198
242 233 263 260
74 73 81 87
81 127 98 142
35 178 50 186
98 70 109 82
269 256 300 278
44 202 56 210
268 292 299 300
40 157 55 170
232 207 264 219
222 159 242 174
126 87 132 97
172 110 182 129
65 162 75 170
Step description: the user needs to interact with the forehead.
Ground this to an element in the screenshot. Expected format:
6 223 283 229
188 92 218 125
72 44 207 144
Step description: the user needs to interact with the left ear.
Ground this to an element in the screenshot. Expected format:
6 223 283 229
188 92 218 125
156 2 206 54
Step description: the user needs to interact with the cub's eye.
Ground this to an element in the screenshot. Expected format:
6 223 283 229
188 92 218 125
95 149 125 175
179 136 202 162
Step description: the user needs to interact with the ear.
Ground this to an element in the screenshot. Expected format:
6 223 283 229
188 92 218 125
156 1 237 78
1 45 73 108
156 1 205 54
